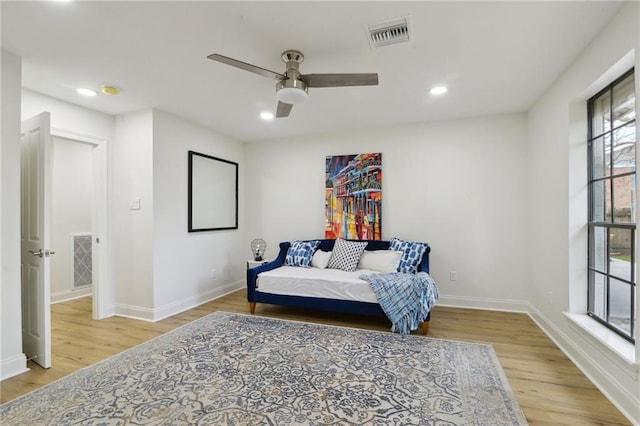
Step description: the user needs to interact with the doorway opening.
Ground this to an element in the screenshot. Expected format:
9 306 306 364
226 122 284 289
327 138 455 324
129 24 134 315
50 128 108 321
50 135 94 304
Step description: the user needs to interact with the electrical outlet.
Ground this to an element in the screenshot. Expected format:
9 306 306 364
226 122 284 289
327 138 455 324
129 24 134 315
211 269 217 279
547 291 553 305
450 271 457 281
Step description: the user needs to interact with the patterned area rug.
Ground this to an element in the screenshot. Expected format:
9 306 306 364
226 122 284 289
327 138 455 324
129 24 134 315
1 312 528 425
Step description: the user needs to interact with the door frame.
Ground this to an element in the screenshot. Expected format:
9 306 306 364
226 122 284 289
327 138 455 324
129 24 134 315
51 128 109 320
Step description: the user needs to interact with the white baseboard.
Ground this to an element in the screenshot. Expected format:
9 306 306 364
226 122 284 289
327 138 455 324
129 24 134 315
0 353 29 381
113 280 245 323
152 280 245 321
51 288 92 304
113 303 156 322
437 294 530 313
527 306 639 426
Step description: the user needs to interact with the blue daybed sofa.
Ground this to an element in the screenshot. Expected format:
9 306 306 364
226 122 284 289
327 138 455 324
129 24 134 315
246 238 433 334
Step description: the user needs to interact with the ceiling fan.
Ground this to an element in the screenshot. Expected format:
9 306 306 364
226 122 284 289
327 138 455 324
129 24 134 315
207 50 379 118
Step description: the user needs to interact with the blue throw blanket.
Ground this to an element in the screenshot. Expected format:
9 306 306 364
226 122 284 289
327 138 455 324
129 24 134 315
361 272 439 335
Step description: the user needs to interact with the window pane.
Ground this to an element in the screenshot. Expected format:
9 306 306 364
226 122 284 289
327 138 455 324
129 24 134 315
588 69 635 343
590 180 610 221
634 286 637 339
609 228 632 280
606 180 612 221
590 271 607 319
612 122 636 176
590 226 608 272
591 90 611 137
612 73 635 128
590 134 611 179
609 278 632 335
612 175 635 223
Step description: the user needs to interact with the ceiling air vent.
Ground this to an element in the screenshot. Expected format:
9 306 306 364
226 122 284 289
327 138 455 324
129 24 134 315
367 17 411 48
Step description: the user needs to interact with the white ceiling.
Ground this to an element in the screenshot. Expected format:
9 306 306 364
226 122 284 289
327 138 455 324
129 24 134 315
1 1 624 142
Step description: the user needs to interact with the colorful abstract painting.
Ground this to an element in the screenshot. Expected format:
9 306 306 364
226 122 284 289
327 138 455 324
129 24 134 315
325 153 382 240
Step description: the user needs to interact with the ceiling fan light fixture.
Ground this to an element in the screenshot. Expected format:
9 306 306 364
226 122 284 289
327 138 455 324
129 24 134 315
208 50 378 118
277 87 308 104
276 75 308 105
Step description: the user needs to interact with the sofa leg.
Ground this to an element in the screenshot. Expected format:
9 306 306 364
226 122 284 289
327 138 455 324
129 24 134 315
249 302 256 314
421 321 429 335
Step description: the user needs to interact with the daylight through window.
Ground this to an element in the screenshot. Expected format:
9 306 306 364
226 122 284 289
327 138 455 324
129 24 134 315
587 68 636 343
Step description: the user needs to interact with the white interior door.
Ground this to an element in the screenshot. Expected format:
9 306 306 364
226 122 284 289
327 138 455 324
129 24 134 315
21 112 52 369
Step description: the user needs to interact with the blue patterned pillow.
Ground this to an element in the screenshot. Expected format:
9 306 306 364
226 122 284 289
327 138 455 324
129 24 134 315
326 238 368 272
285 240 321 268
389 238 428 274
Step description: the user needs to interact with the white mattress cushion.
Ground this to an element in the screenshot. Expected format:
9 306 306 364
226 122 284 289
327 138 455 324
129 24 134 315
256 266 380 303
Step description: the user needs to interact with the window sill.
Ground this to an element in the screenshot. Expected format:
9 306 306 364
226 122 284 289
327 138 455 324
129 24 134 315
564 312 635 364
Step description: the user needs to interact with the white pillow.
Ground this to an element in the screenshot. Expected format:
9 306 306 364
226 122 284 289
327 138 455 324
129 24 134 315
357 250 403 273
311 250 332 269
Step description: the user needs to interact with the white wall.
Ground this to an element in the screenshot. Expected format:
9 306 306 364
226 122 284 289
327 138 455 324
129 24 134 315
51 136 93 302
152 110 245 320
22 90 114 142
527 2 639 422
112 108 246 321
112 110 155 318
1 49 28 380
245 113 530 311
18 96 248 321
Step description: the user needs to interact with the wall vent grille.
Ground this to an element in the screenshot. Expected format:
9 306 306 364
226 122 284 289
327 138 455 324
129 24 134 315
73 234 92 288
368 17 411 48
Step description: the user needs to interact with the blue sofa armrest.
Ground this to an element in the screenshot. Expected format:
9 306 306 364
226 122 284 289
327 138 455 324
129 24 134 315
419 244 431 274
247 241 290 302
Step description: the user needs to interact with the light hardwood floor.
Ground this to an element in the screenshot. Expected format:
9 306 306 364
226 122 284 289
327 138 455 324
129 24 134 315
1 291 631 425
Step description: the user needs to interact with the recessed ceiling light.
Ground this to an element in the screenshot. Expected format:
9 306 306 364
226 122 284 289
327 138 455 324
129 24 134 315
260 111 274 121
430 86 448 96
76 88 97 97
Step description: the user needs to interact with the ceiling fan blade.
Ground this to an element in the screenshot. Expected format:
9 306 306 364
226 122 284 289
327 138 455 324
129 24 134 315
302 73 379 88
207 53 284 80
276 101 293 118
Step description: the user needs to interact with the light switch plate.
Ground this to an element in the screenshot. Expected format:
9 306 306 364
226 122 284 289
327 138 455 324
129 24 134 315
128 198 141 210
